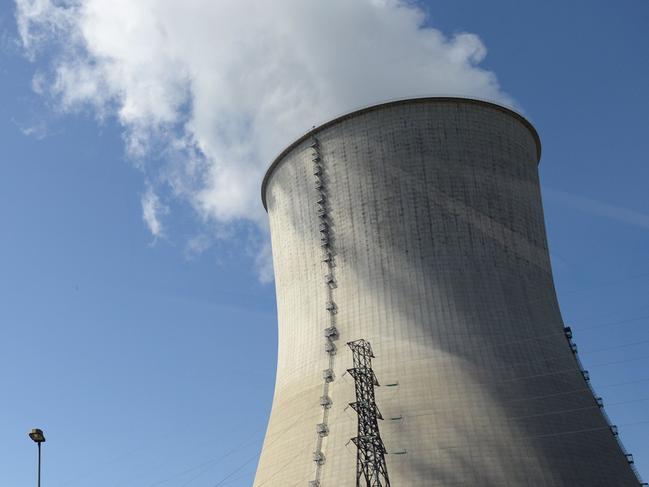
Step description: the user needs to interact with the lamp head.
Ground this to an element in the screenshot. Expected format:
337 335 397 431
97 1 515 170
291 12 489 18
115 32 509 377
29 429 45 443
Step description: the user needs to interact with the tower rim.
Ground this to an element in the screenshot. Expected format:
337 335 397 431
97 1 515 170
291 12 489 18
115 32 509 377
260 96 541 211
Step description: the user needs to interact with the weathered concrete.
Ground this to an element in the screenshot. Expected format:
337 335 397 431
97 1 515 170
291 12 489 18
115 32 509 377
254 98 640 486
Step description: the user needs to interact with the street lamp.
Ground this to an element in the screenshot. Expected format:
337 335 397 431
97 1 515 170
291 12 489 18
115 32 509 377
28 428 46 487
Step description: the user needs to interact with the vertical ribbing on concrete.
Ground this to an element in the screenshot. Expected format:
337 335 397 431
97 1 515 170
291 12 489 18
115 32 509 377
254 98 642 486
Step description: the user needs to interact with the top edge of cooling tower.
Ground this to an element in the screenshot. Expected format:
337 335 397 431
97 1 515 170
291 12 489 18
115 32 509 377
261 96 541 211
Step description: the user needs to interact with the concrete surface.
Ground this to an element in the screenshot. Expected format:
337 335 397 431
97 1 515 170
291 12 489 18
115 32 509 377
254 98 640 486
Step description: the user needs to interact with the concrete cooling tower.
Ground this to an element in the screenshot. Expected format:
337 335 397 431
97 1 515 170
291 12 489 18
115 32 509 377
254 97 644 486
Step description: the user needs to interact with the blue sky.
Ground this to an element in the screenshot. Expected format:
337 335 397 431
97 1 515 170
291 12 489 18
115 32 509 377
1 1 648 486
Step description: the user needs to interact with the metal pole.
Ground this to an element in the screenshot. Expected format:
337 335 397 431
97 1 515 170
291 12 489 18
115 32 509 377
37 441 41 487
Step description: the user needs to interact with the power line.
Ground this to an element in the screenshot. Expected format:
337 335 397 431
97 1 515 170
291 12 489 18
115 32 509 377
356 333 648 431
211 452 259 487
375 312 649 374
212 405 318 487
165 428 263 487
247 414 649 486
222 371 649 486
583 337 649 355
559 271 649 297
272 312 649 393
509 376 649 404
397 396 649 424
531 419 649 440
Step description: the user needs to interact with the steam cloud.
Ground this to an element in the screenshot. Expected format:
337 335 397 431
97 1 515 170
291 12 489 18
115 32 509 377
15 0 511 279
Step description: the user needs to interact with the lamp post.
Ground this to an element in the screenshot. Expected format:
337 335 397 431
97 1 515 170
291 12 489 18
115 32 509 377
28 428 46 487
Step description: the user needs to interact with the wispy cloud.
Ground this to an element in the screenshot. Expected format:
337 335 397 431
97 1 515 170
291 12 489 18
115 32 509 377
254 241 274 285
141 185 168 241
12 117 51 139
544 187 649 231
15 0 512 279
183 234 211 260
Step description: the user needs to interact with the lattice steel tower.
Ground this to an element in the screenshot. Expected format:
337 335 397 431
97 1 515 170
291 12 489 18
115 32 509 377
348 339 390 487
253 97 644 486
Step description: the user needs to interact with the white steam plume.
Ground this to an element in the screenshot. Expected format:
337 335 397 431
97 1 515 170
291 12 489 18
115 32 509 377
15 0 512 278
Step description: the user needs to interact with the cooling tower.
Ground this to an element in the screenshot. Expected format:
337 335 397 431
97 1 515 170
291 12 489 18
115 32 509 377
254 98 642 486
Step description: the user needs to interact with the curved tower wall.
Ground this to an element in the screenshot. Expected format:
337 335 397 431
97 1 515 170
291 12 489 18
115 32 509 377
254 98 639 486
